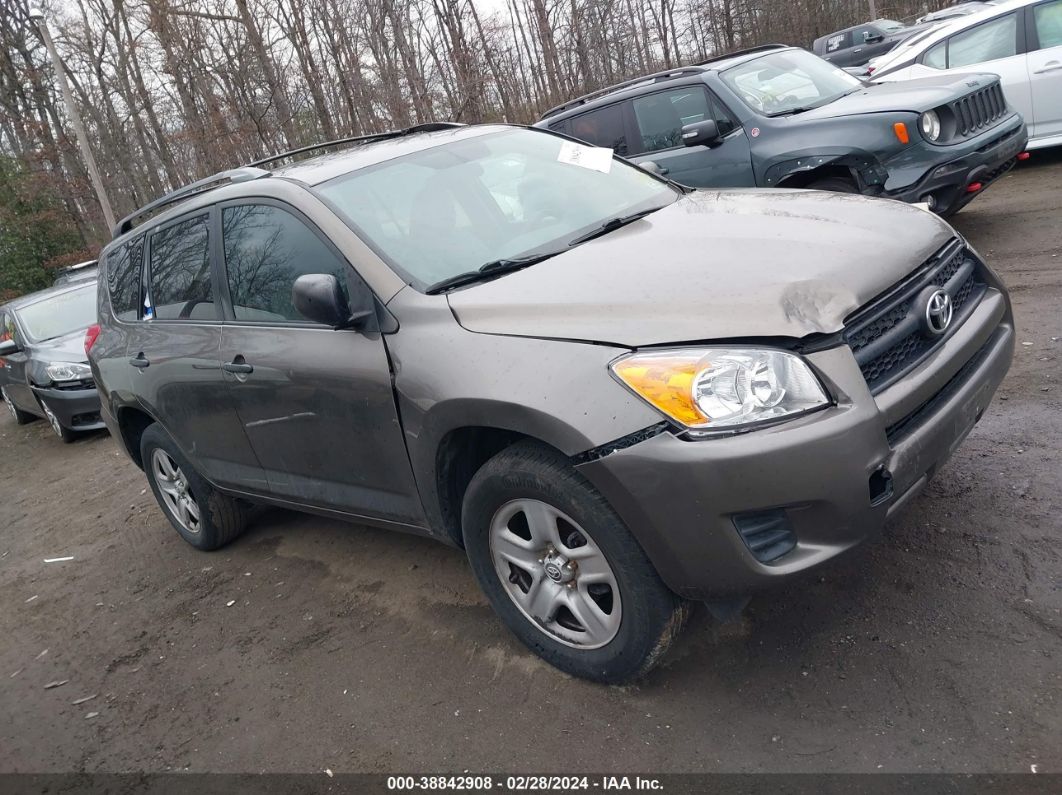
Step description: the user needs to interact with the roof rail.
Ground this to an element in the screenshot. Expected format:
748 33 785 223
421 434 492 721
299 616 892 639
112 167 269 239
539 44 791 120
247 122 466 168
111 122 465 239
692 43 789 66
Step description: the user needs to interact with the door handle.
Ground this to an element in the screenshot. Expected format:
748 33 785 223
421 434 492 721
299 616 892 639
129 354 150 369
222 359 254 375
1033 61 1062 74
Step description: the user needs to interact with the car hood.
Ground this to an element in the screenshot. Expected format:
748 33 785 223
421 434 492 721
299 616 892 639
447 190 955 348
28 328 89 363
794 72 997 119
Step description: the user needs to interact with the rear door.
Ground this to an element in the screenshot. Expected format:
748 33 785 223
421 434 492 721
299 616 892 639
216 200 424 524
125 209 265 490
624 85 754 187
1026 0 1062 139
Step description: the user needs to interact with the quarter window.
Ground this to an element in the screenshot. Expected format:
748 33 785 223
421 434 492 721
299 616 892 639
106 237 143 321
1034 0 1062 49
947 14 1018 68
221 204 350 322
924 42 947 69
560 103 629 154
147 214 215 321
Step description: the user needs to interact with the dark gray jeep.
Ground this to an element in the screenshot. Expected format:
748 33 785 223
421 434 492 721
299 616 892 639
536 44 1028 216
90 124 1013 683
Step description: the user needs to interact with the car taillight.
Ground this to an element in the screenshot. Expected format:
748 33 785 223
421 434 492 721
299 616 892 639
84 324 101 355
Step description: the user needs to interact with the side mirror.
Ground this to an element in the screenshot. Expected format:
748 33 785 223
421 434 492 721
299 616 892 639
638 161 665 175
0 338 18 356
292 274 373 329
681 119 722 148
864 31 884 43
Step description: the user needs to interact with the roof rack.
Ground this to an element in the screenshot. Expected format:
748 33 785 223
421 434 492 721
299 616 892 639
247 121 466 168
112 121 466 239
112 167 269 239
539 44 790 120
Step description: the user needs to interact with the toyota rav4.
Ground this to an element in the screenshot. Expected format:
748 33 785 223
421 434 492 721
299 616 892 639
89 123 1014 683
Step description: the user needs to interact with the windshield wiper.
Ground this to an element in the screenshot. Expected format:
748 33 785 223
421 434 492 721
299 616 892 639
425 252 562 294
566 208 661 247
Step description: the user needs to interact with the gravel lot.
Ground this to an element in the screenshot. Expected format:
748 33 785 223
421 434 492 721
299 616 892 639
1 153 1059 775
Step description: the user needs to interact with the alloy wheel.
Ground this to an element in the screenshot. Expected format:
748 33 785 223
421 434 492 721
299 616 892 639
150 449 201 534
39 401 65 438
489 499 621 649
1 388 15 421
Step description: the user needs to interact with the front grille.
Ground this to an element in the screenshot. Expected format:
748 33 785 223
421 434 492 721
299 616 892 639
885 333 997 444
949 83 1007 138
844 240 986 393
52 378 95 391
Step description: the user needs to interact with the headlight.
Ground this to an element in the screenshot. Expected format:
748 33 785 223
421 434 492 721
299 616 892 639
920 110 941 142
611 348 829 433
45 362 92 382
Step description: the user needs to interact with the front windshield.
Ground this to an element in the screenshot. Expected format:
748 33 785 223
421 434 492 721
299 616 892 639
316 128 678 290
15 284 97 343
722 50 863 116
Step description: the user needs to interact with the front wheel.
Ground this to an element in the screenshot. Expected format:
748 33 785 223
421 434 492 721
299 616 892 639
462 441 687 683
38 399 76 443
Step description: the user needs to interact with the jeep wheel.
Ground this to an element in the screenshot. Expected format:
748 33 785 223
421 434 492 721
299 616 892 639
1 387 34 426
140 423 248 550
462 440 687 684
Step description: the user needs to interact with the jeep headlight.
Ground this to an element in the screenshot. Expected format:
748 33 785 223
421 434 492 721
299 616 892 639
920 110 941 142
45 362 92 383
611 348 829 433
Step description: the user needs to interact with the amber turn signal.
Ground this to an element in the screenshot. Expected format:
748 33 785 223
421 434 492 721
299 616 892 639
893 122 910 145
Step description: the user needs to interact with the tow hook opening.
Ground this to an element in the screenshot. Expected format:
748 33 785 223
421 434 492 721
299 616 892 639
869 466 894 507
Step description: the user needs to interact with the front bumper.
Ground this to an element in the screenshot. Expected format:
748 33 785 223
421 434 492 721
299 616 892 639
31 385 106 432
577 290 1013 600
885 116 1028 213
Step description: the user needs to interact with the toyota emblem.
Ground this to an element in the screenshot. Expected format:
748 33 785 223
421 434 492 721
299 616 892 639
924 289 953 336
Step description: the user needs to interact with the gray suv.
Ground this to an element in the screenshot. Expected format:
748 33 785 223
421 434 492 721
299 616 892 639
535 45 1028 216
89 123 1014 683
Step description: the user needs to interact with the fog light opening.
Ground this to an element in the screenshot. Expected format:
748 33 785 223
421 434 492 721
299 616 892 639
869 467 894 506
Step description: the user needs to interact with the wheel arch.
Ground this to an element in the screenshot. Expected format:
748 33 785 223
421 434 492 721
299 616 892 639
114 404 157 469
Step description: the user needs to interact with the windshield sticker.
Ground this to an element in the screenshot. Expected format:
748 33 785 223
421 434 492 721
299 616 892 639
557 141 613 173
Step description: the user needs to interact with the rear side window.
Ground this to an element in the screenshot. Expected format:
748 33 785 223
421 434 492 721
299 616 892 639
825 32 849 53
1034 0 1062 49
147 214 215 321
106 238 143 321
560 104 629 154
221 204 350 323
947 14 1018 67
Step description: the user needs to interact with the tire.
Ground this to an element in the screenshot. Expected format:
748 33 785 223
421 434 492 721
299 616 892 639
140 423 247 550
38 398 76 443
807 176 859 194
1 386 35 426
462 440 688 684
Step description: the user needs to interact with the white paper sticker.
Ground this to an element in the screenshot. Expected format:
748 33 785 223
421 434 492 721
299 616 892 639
557 141 613 173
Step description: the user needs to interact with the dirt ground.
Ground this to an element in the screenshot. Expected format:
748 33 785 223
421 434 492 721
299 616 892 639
1 153 1059 776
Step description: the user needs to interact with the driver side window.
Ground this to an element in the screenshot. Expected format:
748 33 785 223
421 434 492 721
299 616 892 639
147 214 216 321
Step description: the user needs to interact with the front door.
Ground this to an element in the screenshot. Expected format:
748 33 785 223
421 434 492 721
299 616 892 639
216 201 424 525
130 209 265 491
0 310 34 412
626 86 755 187
1027 0 1062 140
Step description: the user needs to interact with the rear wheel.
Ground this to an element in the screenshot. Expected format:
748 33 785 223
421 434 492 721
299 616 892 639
1 387 34 426
807 176 859 194
462 441 687 683
140 423 248 550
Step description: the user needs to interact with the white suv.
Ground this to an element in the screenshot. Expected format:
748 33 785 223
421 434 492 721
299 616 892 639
870 0 1062 149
